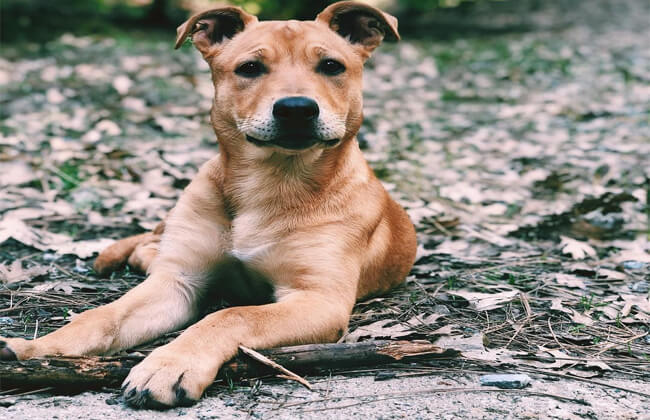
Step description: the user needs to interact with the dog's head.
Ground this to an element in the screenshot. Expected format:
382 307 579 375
175 1 399 155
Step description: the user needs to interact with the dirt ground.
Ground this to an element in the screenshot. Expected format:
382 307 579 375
3 373 649 419
1 0 649 418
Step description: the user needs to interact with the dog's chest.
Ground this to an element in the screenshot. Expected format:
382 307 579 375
228 209 282 263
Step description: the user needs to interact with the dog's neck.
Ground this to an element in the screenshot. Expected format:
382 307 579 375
218 137 369 216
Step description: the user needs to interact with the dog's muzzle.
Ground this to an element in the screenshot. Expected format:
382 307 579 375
246 96 340 150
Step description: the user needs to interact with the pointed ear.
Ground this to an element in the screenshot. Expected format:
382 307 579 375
316 1 399 58
174 6 258 57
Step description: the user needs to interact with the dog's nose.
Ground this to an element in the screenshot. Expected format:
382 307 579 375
273 96 319 121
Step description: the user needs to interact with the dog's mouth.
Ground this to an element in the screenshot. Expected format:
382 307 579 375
246 135 340 150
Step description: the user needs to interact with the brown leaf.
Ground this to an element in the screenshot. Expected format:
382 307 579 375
0 261 49 284
448 289 519 311
560 236 596 260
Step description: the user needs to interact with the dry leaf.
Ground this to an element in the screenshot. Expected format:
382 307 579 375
550 298 572 314
0 219 114 258
435 333 522 364
0 219 70 251
32 280 92 295
555 273 587 289
0 261 49 284
343 319 413 342
613 250 650 264
560 236 596 260
0 161 37 187
52 238 115 259
596 268 627 281
343 313 443 342
448 289 519 311
570 310 594 326
620 294 650 315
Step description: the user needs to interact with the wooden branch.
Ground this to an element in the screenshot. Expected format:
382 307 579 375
238 345 313 390
0 341 455 392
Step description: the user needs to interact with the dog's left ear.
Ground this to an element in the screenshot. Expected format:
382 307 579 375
316 1 400 59
174 7 258 57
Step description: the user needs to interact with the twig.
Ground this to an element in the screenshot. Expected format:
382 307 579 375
519 367 650 399
504 322 525 349
548 318 568 352
271 387 589 411
238 345 313 390
591 332 648 357
0 387 53 400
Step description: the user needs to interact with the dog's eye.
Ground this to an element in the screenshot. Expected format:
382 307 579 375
235 61 267 78
317 59 346 76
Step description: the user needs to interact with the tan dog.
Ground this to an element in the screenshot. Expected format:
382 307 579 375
0 1 416 408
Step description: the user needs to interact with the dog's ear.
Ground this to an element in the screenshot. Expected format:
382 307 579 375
316 1 399 59
174 7 258 57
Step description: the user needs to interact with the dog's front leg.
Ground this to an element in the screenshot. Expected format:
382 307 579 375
0 269 202 360
1 167 229 360
122 286 356 408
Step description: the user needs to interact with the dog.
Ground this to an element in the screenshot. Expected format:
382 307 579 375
0 1 416 408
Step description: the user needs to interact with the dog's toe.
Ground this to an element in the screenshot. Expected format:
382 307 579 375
0 340 17 361
122 350 209 409
0 338 33 360
124 388 172 410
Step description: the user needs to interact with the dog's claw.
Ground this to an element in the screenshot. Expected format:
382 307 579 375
174 386 196 407
124 388 172 410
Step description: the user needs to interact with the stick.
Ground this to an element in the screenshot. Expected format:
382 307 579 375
238 345 312 390
0 340 453 392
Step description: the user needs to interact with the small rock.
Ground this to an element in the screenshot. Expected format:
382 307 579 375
480 374 532 389
0 316 14 325
630 280 648 293
73 259 89 274
43 253 58 262
375 371 397 381
105 397 119 405
433 304 451 315
623 261 646 270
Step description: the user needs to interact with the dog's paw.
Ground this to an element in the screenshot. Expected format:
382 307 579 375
122 348 216 409
0 337 31 360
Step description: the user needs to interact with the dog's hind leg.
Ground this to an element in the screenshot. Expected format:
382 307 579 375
94 222 164 276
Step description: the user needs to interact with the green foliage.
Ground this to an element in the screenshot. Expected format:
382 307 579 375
2 0 522 43
230 0 333 20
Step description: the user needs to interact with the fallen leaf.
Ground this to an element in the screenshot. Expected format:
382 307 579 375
434 333 522 363
343 319 414 342
570 310 594 326
448 289 519 311
620 294 650 315
0 219 114 258
32 280 90 295
550 298 572 314
560 236 596 260
52 238 115 259
596 268 627 281
0 261 49 284
343 313 443 342
0 161 38 187
0 219 69 251
613 250 650 264
555 273 587 289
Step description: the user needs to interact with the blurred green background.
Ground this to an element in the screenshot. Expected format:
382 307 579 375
1 0 555 43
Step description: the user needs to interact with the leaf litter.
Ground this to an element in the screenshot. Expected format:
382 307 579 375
0 0 649 403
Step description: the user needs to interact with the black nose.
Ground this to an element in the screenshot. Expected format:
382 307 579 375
273 96 319 121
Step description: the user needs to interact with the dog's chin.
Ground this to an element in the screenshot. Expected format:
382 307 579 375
246 135 340 152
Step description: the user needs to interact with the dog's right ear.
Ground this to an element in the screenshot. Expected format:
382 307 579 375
174 7 258 57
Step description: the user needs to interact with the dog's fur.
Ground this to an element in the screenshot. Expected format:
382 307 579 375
0 2 416 408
